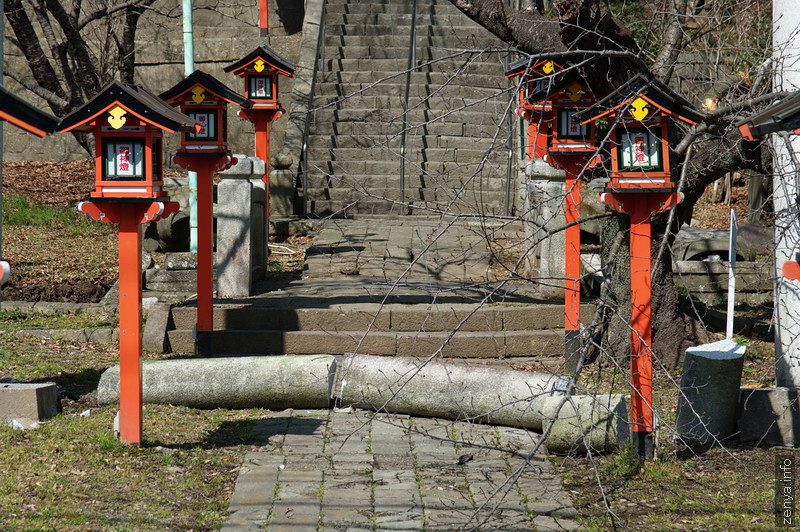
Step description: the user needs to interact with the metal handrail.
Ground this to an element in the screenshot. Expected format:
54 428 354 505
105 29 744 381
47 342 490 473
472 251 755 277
399 0 419 211
301 0 328 216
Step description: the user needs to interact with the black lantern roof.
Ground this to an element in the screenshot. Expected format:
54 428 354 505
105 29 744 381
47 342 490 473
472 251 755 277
59 81 200 134
504 58 563 80
525 69 593 103
578 74 705 125
159 70 252 108
737 91 800 140
223 45 298 78
0 85 60 137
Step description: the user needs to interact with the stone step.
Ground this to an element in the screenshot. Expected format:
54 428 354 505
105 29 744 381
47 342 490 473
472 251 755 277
322 69 504 88
171 303 588 332
323 58 504 77
324 35 502 51
305 195 508 216
314 81 502 100
307 199 409 216
326 3 464 15
324 23 499 39
305 187 442 202
166 329 565 357
311 107 506 126
302 173 506 191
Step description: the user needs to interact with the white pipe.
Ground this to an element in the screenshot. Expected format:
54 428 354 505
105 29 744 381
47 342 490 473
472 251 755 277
183 0 198 252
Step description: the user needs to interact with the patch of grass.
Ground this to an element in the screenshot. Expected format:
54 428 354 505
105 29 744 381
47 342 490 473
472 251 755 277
604 446 641 478
0 312 276 530
3 193 103 232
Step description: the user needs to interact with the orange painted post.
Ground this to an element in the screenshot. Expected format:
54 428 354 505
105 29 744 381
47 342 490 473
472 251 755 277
254 116 272 218
78 201 180 445
195 162 214 339
259 0 269 31
118 210 144 445
600 191 682 459
628 202 654 454
173 154 236 355
564 168 582 369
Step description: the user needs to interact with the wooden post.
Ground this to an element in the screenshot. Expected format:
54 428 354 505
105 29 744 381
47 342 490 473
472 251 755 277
564 166 581 372
173 154 236 355
118 211 143 445
600 191 682 459
78 200 179 445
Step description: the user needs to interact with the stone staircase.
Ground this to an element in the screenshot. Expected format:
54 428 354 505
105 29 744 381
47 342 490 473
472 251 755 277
303 0 513 216
167 300 593 363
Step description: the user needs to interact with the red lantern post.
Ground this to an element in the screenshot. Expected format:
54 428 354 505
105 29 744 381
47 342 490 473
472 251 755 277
581 74 704 458
58 82 199 445
509 62 602 371
160 70 251 354
505 59 563 160
224 46 297 219
535 71 602 371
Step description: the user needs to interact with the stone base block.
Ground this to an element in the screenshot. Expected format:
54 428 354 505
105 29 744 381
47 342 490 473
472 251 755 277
739 387 800 446
0 383 59 426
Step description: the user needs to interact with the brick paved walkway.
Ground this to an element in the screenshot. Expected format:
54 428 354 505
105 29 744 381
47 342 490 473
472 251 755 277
221 409 579 531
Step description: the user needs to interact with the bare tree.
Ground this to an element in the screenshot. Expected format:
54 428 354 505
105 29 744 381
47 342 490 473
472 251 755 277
4 0 163 151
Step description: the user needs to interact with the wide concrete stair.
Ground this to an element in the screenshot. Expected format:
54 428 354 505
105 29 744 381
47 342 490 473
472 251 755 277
166 302 593 359
303 0 513 216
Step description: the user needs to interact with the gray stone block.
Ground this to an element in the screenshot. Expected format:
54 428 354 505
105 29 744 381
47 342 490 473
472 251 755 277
739 387 800 446
675 339 745 446
142 302 173 354
0 383 59 426
216 179 254 298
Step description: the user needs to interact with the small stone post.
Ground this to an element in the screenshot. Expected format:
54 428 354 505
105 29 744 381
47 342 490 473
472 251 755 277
524 159 566 298
216 155 265 298
675 338 745 446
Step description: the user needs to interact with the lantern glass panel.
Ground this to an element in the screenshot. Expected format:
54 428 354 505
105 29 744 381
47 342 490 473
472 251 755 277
558 109 588 139
618 127 662 171
103 138 145 181
188 110 218 140
248 75 273 99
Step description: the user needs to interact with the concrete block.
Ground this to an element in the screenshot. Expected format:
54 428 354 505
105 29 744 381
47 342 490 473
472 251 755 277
0 383 59 426
739 387 800 446
675 339 745 446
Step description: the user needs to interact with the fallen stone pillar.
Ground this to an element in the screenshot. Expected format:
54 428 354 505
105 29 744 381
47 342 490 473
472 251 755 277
336 354 627 453
98 355 336 409
336 354 569 427
675 339 745 446
533 394 630 454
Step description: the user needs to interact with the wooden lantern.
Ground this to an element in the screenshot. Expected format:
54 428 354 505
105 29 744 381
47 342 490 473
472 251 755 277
58 81 200 200
160 70 252 155
223 45 298 109
505 59 564 160
532 72 598 159
579 74 704 191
